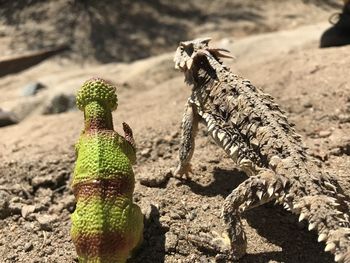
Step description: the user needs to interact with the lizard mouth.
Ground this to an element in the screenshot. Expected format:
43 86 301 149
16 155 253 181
173 47 195 71
174 57 193 71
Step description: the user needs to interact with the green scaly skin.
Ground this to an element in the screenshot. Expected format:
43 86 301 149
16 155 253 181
71 78 143 263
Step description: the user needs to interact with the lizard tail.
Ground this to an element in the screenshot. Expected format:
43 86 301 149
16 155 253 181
122 122 136 150
291 195 350 262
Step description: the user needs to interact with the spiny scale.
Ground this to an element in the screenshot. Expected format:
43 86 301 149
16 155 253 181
173 38 350 262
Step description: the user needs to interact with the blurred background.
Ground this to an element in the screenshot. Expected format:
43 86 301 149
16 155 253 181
0 0 346 123
0 0 343 62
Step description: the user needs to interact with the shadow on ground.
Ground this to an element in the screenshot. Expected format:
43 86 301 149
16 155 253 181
130 204 166 263
179 167 334 263
177 167 247 197
243 204 333 263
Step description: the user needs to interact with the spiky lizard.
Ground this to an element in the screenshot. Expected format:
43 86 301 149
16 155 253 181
173 38 350 262
71 78 143 263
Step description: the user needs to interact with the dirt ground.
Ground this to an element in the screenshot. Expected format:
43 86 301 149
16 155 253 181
0 1 349 263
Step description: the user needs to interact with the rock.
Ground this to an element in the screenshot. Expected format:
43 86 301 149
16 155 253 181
186 211 196 221
329 147 342 156
303 101 313 108
202 203 210 211
170 131 179 139
63 194 76 210
42 93 76 114
22 82 46 96
31 176 53 189
338 114 350 123
0 108 17 127
0 190 10 219
34 188 54 211
140 148 152 158
169 212 182 220
318 130 332 138
35 214 58 231
51 194 76 213
23 221 35 231
330 138 350 156
31 171 67 190
8 197 23 215
156 147 165 157
23 242 33 252
139 169 171 187
21 205 36 219
6 254 17 261
163 131 179 145
165 232 178 252
159 215 171 230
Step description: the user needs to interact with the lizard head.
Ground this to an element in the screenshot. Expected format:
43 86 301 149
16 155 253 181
76 77 118 111
174 37 234 73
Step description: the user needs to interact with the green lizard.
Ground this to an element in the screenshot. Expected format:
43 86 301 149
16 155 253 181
71 78 143 263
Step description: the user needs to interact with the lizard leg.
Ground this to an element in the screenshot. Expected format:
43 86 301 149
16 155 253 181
190 169 286 261
173 100 199 178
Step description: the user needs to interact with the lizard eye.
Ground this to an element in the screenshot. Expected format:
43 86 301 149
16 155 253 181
183 44 194 57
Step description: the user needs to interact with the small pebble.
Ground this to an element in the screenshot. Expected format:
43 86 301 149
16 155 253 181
202 203 210 211
169 212 182 220
318 130 332 138
159 215 171 224
0 108 17 127
22 82 46 96
165 232 178 252
36 214 58 231
21 205 36 219
303 102 313 108
31 176 53 188
8 202 22 214
23 242 33 252
186 211 196 221
139 169 170 187
140 148 152 158
43 94 76 114
339 114 350 123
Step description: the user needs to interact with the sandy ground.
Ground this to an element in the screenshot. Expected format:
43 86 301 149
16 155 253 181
0 1 349 263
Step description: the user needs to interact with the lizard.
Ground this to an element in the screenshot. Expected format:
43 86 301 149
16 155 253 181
71 77 143 263
172 38 350 262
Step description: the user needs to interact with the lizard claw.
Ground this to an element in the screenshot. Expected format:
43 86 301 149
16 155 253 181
172 163 193 179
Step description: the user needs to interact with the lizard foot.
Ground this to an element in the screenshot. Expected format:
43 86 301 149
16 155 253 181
172 163 193 179
189 231 242 262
